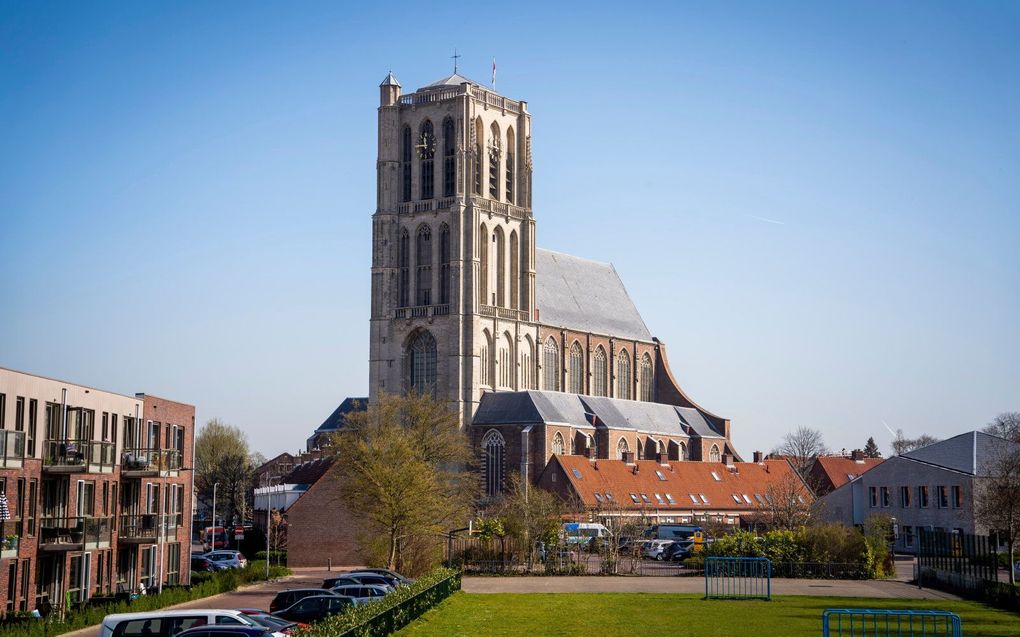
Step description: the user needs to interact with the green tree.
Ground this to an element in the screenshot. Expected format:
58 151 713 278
195 418 257 529
863 437 881 458
333 392 474 571
493 473 563 567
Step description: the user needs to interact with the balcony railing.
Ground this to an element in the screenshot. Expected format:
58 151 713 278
394 304 451 320
39 515 113 549
118 513 184 542
479 305 529 322
121 448 182 473
43 440 116 472
0 430 25 468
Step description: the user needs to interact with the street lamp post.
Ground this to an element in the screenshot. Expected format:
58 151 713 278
211 482 220 551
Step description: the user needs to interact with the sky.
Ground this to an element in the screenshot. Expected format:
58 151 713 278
1 1 1018 459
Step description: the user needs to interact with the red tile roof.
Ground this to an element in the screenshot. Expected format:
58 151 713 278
811 456 884 492
549 455 810 512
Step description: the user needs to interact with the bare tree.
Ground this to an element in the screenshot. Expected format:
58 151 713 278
493 473 563 568
760 470 813 530
195 418 257 527
891 429 940 456
778 426 827 478
984 412 1020 444
974 436 1020 585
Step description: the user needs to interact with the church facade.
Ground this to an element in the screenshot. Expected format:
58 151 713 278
369 71 739 496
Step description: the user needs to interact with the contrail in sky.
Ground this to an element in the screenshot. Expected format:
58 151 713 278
750 215 785 225
881 419 898 437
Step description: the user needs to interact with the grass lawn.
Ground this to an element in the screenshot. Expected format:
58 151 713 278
397 592 1019 636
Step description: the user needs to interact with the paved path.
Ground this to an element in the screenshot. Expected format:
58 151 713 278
462 576 961 600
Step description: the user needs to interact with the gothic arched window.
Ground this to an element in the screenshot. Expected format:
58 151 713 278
640 353 653 402
509 230 519 310
401 126 412 202
483 429 505 497
568 342 584 394
616 437 629 460
442 117 456 197
593 346 608 397
521 336 534 390
398 228 410 308
498 332 513 389
419 120 435 200
710 444 721 463
473 117 483 196
407 330 437 395
494 226 505 307
617 349 631 400
415 224 432 306
439 223 451 305
506 127 515 204
543 338 559 391
488 123 501 200
478 224 489 305
679 441 687 461
552 432 565 455
480 330 493 388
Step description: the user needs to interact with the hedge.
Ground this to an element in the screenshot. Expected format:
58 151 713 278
0 562 290 637
302 568 460 637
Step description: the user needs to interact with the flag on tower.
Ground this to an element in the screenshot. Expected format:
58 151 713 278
492 58 496 88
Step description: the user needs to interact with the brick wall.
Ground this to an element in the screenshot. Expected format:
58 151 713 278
286 464 366 568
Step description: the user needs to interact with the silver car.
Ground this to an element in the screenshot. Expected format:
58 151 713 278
328 584 390 604
202 550 248 569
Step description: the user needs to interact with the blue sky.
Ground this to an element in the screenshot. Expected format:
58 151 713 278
2 1 1017 458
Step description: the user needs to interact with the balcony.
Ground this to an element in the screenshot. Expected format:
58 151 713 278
120 448 182 477
0 532 19 558
479 304 530 322
39 515 112 551
0 430 25 468
393 304 451 320
118 513 184 543
42 440 116 474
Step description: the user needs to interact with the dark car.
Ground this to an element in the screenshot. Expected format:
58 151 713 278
321 574 394 590
271 595 354 623
236 612 303 635
348 568 412 586
268 589 335 614
191 557 223 573
665 540 695 562
175 627 271 637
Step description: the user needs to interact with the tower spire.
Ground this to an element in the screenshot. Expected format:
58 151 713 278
451 48 461 74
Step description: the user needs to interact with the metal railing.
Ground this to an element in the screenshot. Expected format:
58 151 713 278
121 447 182 472
704 557 772 600
118 513 159 540
43 440 116 471
0 430 25 466
821 609 962 637
39 515 113 547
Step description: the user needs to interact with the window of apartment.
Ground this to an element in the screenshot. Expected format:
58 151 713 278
0 393 5 428
6 561 16 613
77 480 96 516
952 485 963 508
881 486 891 508
102 413 109 442
27 399 37 457
167 543 181 585
937 486 949 509
18 559 28 611
26 480 36 537
903 525 915 548
110 414 118 451
15 397 25 432
918 485 929 508
754 494 766 505
146 484 160 514
68 554 83 602
900 486 911 508
869 486 878 508
605 492 614 502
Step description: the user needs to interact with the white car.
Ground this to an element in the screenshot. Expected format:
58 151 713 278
328 584 391 604
100 609 268 637
642 539 674 561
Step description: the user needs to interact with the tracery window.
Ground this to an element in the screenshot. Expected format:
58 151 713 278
442 117 456 198
521 337 534 390
439 223 451 305
473 118 483 195
506 127 515 204
401 126 412 202
640 354 653 402
488 123 500 199
542 338 560 391
415 225 432 306
480 330 493 387
568 342 584 394
593 346 608 397
710 444 721 463
617 349 631 399
419 120 435 200
398 229 410 308
552 432 565 455
408 331 437 395
509 230 519 310
616 437 630 460
495 226 505 307
483 429 505 497
498 332 513 389
478 224 489 305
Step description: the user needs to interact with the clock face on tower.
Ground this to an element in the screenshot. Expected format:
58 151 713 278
416 130 436 159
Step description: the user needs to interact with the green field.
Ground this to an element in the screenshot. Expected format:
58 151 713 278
396 592 1019 636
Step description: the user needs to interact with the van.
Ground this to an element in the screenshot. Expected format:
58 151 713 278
100 610 263 637
562 523 610 545
645 524 703 541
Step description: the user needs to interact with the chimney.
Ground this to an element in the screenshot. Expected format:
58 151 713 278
656 452 669 466
851 449 864 462
722 453 734 467
753 451 764 463
622 451 636 465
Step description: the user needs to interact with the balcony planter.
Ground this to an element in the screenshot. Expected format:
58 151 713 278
0 535 17 552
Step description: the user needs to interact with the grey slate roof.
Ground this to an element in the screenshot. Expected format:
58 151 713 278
380 72 401 87
472 390 724 438
535 249 652 342
901 431 1015 476
421 73 478 90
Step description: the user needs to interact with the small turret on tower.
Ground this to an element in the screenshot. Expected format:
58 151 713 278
379 71 401 107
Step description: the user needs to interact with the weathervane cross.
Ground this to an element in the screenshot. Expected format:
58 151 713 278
451 48 461 73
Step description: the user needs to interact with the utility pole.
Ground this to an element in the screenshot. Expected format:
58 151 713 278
211 482 219 551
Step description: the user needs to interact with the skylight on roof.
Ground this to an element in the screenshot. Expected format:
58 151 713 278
700 494 709 504
605 492 614 501
655 470 667 481
572 468 582 479
710 471 721 481
594 492 603 503
630 493 640 503
641 493 651 503
754 494 765 504
665 493 675 504
689 494 699 504
732 494 742 503
742 494 752 504
654 493 665 504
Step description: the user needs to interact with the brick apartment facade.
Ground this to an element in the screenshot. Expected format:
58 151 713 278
0 367 194 616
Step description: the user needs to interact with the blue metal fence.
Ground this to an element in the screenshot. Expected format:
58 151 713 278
821 609 962 637
704 557 771 600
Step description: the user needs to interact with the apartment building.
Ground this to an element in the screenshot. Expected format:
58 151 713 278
0 367 194 616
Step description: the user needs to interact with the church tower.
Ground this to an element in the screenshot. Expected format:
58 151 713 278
369 70 538 425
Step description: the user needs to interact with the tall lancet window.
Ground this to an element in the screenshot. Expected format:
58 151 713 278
509 230 519 310
593 346 608 397
401 126 412 202
398 229 410 308
506 127 515 204
415 225 432 306
473 118 483 195
640 354 654 402
439 223 451 305
483 430 506 497
488 123 501 199
569 342 584 394
419 120 435 200
442 117 456 197
478 224 489 305
616 349 631 400
408 330 437 395
494 226 505 307
543 338 559 391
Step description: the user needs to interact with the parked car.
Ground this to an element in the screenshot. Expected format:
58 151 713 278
642 539 674 561
348 568 412 586
269 589 336 614
203 550 248 570
271 595 355 623
234 611 305 635
328 584 391 604
175 627 271 637
101 610 261 637
322 574 394 590
665 540 694 562
341 571 402 589
191 556 226 573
